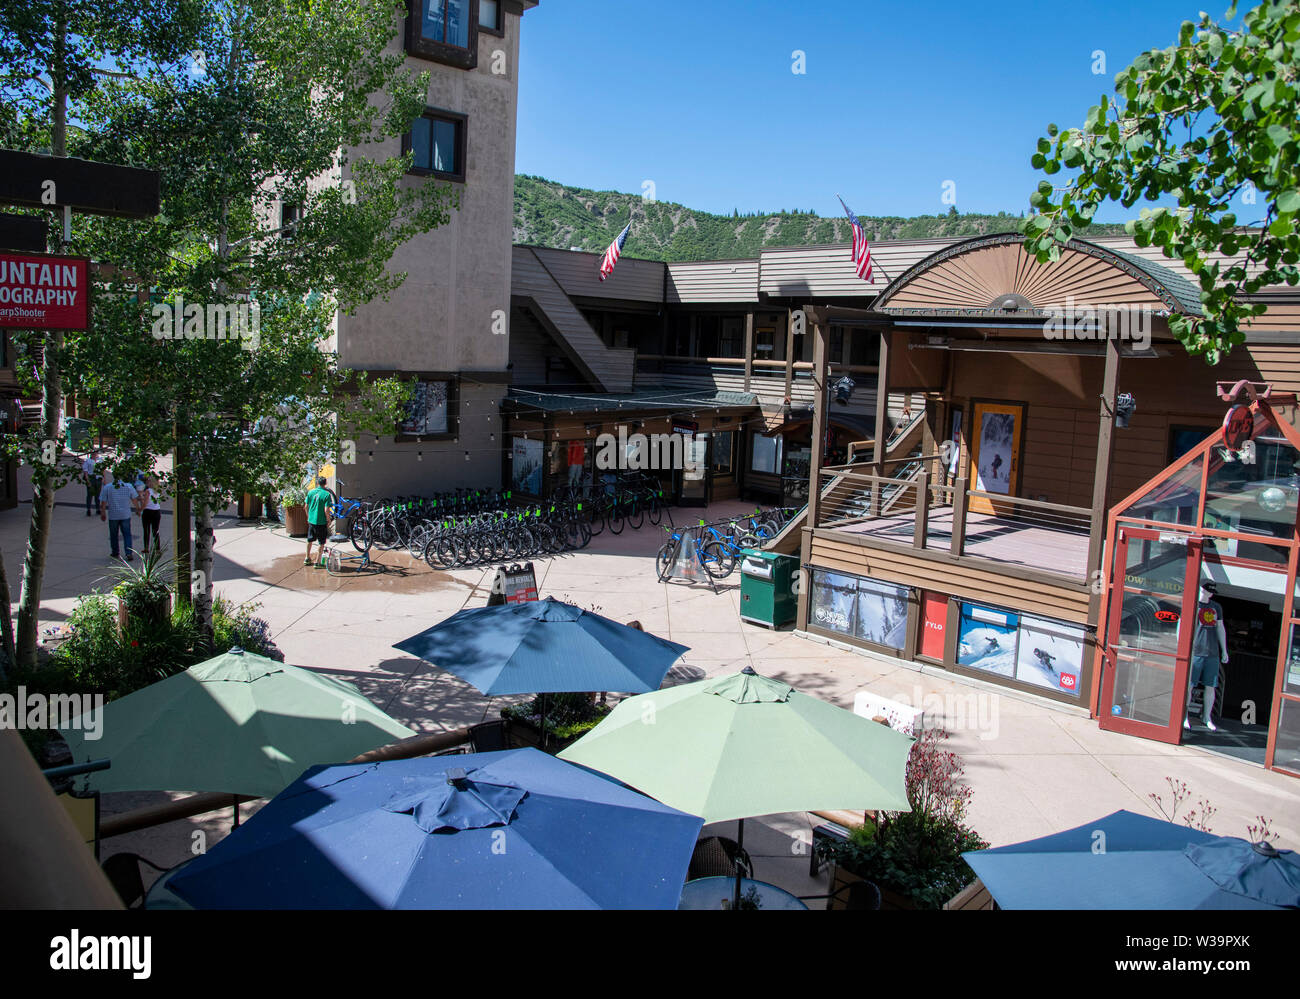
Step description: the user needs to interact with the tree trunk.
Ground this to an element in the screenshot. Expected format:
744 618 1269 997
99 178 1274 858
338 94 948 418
193 503 215 651
173 416 192 605
0 542 16 682
15 12 68 669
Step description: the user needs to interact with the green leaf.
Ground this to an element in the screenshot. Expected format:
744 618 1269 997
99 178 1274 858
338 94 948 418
1276 190 1300 213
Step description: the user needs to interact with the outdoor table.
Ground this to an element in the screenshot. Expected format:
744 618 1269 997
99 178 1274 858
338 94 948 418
678 876 808 910
144 858 196 910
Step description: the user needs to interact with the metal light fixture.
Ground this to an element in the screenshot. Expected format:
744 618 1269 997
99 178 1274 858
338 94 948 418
1114 392 1136 429
833 375 856 405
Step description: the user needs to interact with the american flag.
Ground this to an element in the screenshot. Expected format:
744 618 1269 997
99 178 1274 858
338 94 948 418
599 221 631 282
837 195 873 282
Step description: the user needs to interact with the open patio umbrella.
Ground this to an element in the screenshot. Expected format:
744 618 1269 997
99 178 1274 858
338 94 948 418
59 648 415 799
393 597 688 696
557 666 914 907
962 810 1300 909
164 748 704 909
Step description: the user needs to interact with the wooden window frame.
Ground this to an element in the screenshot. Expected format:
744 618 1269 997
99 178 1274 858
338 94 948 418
405 0 480 69
394 374 461 442
478 0 504 36
402 107 468 183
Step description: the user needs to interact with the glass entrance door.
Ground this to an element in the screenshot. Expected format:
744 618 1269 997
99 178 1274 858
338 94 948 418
1099 527 1203 743
676 434 710 507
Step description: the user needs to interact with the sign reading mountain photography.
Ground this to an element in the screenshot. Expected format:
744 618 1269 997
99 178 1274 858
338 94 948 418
0 252 89 330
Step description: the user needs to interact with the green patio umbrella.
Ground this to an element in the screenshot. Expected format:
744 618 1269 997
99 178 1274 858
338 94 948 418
58 648 415 800
558 666 914 908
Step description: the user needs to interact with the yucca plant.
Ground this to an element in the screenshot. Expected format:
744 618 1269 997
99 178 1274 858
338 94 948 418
100 547 175 628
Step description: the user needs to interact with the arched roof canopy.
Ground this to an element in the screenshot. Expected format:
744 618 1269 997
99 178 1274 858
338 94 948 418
872 232 1204 322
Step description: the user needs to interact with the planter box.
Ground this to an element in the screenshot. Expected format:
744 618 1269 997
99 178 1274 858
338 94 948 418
827 864 916 910
284 504 308 537
238 493 261 520
503 715 599 754
116 592 173 634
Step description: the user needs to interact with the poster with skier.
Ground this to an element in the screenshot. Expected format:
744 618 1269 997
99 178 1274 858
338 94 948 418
969 402 1024 515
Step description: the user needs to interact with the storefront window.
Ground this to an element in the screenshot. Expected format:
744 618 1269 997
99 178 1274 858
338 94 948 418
810 570 857 635
1015 615 1084 697
854 578 908 650
712 430 734 476
397 379 451 436
1275 698 1300 774
1203 431 1299 563
751 433 782 475
1123 454 1202 527
956 602 1019 678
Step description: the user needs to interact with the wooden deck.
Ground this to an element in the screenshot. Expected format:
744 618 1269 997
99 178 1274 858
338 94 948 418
829 507 1092 580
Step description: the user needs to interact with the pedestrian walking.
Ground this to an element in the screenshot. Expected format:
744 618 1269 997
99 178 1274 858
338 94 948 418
137 475 163 553
82 451 101 516
99 476 139 562
304 476 335 567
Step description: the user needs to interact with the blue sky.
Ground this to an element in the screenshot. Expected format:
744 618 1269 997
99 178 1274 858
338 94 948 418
515 0 1239 222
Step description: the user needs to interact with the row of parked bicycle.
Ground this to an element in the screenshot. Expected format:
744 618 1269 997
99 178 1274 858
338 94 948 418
655 508 800 580
324 474 795 573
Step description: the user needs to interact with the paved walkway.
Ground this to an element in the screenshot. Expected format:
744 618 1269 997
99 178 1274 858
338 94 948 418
5 469 1298 907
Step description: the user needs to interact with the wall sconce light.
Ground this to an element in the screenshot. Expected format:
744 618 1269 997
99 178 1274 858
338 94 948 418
1115 392 1136 429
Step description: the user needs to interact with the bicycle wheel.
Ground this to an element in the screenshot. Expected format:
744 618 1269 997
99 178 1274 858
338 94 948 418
607 504 625 535
626 503 644 531
423 534 449 570
656 542 674 579
701 541 736 579
648 496 663 526
349 517 372 553
587 507 605 537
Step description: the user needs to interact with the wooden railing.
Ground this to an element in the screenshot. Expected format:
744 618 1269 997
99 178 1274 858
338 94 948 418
815 469 1093 576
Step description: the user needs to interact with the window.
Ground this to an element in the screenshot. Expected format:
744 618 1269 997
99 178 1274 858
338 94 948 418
719 318 744 358
406 0 478 68
751 433 782 475
829 326 845 363
711 430 734 476
397 379 456 438
479 0 502 34
849 330 879 367
405 109 467 182
279 202 299 239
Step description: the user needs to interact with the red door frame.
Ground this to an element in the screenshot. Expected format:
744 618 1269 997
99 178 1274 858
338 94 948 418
1098 527 1204 744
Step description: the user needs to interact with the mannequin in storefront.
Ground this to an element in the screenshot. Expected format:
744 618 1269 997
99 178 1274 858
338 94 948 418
1185 582 1229 732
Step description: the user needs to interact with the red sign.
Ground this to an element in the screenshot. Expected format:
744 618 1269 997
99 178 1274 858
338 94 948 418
0 252 89 330
920 591 947 660
1222 404 1253 449
1059 672 1077 691
1155 609 1180 623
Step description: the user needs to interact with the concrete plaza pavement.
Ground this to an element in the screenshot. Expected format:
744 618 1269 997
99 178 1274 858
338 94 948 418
5 469 1298 907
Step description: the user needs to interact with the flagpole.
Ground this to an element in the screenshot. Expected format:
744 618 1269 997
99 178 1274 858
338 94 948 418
836 194 890 285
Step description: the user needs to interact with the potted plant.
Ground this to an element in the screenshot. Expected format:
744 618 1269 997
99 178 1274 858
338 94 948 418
104 547 175 635
280 485 308 537
816 729 988 909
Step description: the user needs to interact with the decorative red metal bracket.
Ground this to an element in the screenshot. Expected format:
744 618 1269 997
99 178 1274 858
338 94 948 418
1216 380 1272 404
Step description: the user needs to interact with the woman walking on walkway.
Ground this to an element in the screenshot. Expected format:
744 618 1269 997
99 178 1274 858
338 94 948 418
137 475 163 552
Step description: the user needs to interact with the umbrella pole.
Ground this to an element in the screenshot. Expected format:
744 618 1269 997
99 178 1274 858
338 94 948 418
540 692 547 750
733 819 744 911
232 796 240 829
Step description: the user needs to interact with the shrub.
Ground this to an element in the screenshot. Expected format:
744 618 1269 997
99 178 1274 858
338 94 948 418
817 729 987 909
501 691 610 740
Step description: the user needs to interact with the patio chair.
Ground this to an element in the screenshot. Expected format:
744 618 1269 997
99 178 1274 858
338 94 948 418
687 836 753 881
101 852 170 909
469 720 509 753
799 878 882 911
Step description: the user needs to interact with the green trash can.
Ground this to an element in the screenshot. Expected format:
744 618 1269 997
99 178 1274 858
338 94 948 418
738 549 798 629
65 418 91 453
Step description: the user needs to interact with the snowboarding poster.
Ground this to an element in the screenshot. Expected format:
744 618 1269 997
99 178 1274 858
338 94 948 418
957 602 1018 677
1015 614 1085 696
969 402 1024 515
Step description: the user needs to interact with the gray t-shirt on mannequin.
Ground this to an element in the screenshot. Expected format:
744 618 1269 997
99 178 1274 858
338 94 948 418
1191 599 1225 658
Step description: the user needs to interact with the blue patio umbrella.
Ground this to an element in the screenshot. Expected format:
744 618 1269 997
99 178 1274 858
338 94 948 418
165 748 704 909
392 597 689 695
963 810 1300 909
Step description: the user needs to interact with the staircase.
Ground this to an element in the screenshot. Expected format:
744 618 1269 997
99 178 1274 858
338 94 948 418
511 246 635 392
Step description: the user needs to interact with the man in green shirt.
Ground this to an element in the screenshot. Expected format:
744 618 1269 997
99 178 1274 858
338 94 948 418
304 477 335 567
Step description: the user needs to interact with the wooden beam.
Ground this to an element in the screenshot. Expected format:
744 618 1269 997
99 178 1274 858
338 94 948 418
0 213 47 252
783 309 797 405
0 149 160 219
950 476 968 557
806 308 829 532
870 331 891 514
1085 336 1120 616
913 471 929 549
743 311 754 392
